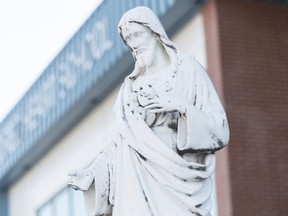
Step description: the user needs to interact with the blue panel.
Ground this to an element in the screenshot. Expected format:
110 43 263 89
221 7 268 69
0 190 8 216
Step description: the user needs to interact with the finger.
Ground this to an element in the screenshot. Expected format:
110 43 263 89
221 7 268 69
148 108 166 113
145 104 163 110
147 98 158 102
68 170 78 177
146 98 160 105
144 100 157 106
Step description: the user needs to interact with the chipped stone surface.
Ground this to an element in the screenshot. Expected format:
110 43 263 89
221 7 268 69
68 6 229 216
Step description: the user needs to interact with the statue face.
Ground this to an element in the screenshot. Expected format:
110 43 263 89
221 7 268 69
121 22 158 68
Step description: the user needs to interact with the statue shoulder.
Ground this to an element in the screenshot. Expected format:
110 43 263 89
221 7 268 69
177 53 196 68
176 53 197 76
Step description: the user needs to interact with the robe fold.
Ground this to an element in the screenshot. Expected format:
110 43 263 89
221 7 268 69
69 54 229 216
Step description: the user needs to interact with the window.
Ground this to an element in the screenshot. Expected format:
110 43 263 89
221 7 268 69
37 188 86 216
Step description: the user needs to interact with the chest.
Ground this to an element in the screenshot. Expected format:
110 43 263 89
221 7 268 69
131 73 174 100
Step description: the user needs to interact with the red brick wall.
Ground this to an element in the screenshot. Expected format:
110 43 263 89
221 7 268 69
203 2 233 216
212 1 288 215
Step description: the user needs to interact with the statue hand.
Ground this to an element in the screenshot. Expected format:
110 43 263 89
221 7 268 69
68 169 89 177
68 169 94 191
144 96 187 114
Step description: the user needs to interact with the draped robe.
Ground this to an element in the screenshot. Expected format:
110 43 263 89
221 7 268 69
68 54 229 216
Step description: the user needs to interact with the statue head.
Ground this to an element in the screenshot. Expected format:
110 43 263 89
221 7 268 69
118 6 178 79
120 22 161 69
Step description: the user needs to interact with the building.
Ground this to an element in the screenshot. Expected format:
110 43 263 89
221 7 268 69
0 0 287 215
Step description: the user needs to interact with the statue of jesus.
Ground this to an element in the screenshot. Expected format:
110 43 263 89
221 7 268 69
68 6 229 216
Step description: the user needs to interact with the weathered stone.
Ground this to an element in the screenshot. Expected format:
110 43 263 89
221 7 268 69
68 6 229 216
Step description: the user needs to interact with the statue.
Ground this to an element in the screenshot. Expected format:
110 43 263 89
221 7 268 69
68 6 229 216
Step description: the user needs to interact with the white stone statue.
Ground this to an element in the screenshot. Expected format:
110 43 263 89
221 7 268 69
68 6 229 216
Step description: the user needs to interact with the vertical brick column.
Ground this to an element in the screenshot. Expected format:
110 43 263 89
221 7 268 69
203 1 233 216
215 1 288 215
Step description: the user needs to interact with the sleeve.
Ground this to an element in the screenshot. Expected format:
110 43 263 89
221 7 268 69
176 57 230 154
69 142 116 216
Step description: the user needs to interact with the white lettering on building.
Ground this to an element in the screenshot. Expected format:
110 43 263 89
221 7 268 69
0 16 113 167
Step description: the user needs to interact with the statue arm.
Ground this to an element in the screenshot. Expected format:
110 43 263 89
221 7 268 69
177 58 230 153
68 142 117 216
177 103 229 153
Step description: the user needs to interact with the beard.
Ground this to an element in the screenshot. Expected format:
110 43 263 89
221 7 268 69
136 53 153 69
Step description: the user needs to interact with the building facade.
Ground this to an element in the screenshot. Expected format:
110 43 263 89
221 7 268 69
0 0 287 215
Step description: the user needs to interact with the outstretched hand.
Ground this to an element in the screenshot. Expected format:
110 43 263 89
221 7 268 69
68 169 89 177
68 168 94 191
